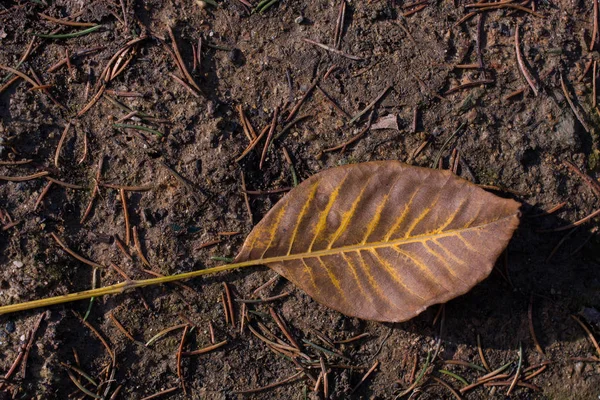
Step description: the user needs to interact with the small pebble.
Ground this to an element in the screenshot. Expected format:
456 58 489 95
295 16 304 24
5 320 15 333
12 260 23 268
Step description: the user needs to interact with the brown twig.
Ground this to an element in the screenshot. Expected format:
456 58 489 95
140 387 178 400
223 282 235 327
260 106 279 170
302 38 363 61
269 307 300 349
528 295 545 355
351 360 379 394
120 189 131 245
444 79 494 95
182 340 227 356
316 85 350 118
323 110 375 152
515 24 538 96
177 325 189 394
167 26 201 92
51 233 104 269
20 312 45 379
592 0 599 51
240 171 253 224
477 334 491 371
571 315 600 358
108 312 136 342
235 371 304 394
0 171 49 182
81 156 103 223
559 73 591 133
34 181 53 210
132 226 152 268
403 4 427 17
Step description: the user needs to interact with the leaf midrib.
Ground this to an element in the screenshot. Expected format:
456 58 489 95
245 213 516 266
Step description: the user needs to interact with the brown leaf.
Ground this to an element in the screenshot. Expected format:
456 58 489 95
235 161 520 322
371 114 399 130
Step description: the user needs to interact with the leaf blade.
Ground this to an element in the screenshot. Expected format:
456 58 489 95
236 161 520 322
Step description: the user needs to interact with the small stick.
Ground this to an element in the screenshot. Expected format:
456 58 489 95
51 233 104 269
323 64 338 80
594 61 597 108
444 79 494 95
269 307 300 349
350 360 379 394
538 209 600 232
45 177 85 190
477 334 491 372
527 201 567 218
160 161 203 204
236 291 292 303
0 171 49 182
240 303 247 334
580 59 594 82
507 343 523 395
334 332 370 344
167 26 201 92
145 324 187 347
140 387 178 400
240 171 253 224
34 181 53 210
101 183 154 191
120 189 131 245
114 234 132 260
21 312 45 379
74 311 115 363
323 110 376 152
320 357 329 398
81 156 103 224
474 3 543 17
235 125 269 162
403 4 427 17
348 85 392 125
224 283 235 327
252 275 280 295
132 226 152 268
302 38 363 61
108 312 136 342
431 376 462 400
476 14 485 69
412 107 418 133
528 295 545 355
592 0 599 51
177 325 189 395
78 131 88 164
168 72 201 98
286 79 318 123
316 85 350 117
38 13 96 27
221 292 229 324
571 315 600 358
515 24 538 96
563 160 600 196
208 321 216 344
260 107 279 170
0 159 32 165
235 371 304 394
182 340 227 356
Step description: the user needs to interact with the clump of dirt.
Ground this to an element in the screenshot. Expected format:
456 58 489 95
1 0 599 399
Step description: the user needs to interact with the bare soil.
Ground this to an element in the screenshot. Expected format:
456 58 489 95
1 0 599 399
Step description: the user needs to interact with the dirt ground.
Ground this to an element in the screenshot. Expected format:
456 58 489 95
1 0 599 398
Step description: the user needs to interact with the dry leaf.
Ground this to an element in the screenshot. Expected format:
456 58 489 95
371 114 399 130
236 161 520 322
